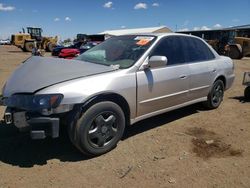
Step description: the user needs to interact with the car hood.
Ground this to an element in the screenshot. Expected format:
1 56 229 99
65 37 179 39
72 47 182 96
3 56 115 97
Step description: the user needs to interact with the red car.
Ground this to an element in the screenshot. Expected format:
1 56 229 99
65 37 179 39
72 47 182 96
58 42 100 59
59 48 80 59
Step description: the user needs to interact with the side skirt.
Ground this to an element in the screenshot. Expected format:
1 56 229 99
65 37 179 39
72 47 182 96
130 97 207 125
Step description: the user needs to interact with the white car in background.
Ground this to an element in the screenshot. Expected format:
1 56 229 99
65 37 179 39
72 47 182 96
0 39 11 45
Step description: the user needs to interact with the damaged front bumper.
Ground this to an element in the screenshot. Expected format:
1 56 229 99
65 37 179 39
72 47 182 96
3 108 60 139
1 93 74 139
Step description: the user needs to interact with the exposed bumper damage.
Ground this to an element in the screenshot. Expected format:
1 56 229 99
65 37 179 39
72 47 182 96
3 108 60 140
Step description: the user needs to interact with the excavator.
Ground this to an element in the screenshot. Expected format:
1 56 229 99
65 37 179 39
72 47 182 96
11 27 58 52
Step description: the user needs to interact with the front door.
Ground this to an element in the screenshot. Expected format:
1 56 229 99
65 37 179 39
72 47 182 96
137 64 189 117
136 36 190 117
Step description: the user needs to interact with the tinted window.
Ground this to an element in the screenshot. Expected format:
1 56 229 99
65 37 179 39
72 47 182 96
184 37 215 62
151 36 186 65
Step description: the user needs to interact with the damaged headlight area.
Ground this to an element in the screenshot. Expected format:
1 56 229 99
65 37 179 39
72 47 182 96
3 94 64 111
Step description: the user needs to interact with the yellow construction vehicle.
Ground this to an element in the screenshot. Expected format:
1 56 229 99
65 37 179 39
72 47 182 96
207 37 250 59
11 27 58 52
228 37 250 59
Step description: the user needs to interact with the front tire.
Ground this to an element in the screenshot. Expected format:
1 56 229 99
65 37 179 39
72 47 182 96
203 80 224 109
69 101 125 156
24 42 34 52
228 45 243 59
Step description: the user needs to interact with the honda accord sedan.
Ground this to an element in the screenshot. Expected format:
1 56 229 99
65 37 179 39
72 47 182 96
0 33 235 156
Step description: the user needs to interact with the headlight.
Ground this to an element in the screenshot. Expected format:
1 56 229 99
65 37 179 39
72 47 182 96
4 94 63 111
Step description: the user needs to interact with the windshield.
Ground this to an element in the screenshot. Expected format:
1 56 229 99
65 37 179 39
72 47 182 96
76 35 156 69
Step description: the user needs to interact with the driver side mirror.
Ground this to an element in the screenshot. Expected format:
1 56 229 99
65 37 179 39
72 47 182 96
143 56 168 69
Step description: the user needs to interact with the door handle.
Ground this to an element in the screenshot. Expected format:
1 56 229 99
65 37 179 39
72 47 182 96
180 75 187 79
212 69 217 73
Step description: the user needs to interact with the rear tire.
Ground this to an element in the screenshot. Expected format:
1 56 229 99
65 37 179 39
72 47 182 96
24 42 34 52
203 80 224 109
244 86 250 100
68 101 125 156
229 45 243 59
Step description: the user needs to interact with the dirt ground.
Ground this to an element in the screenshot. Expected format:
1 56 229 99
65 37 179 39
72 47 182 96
0 45 250 188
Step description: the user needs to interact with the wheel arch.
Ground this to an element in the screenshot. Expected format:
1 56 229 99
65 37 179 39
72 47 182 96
215 75 226 90
77 92 131 126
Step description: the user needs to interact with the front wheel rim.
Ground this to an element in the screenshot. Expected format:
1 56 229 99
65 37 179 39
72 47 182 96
87 112 118 148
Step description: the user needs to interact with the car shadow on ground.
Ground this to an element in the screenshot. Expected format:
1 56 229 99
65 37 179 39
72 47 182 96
0 120 86 168
230 96 250 103
123 104 201 140
0 104 201 168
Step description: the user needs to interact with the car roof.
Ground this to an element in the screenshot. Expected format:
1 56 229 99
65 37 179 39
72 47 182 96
123 32 201 39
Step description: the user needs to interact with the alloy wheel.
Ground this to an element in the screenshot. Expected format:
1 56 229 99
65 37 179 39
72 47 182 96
87 112 118 148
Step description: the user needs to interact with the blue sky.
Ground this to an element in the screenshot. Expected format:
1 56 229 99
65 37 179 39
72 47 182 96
0 0 250 40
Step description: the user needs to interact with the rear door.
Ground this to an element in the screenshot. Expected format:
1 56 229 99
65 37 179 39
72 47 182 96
184 37 217 100
136 36 190 117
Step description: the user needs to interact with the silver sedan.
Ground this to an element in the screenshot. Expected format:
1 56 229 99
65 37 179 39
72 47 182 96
1 33 235 156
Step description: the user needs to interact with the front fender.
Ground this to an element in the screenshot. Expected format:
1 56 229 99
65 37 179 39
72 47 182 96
35 70 137 119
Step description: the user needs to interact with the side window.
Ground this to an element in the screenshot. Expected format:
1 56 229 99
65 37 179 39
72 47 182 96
151 36 185 66
184 37 215 63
